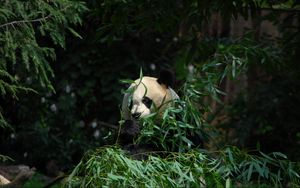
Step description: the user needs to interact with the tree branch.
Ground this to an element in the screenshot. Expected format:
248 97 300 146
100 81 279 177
0 15 51 29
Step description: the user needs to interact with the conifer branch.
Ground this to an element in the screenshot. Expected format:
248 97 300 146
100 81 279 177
0 15 51 29
0 4 72 30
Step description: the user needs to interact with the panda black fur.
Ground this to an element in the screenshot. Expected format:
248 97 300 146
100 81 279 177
119 70 179 146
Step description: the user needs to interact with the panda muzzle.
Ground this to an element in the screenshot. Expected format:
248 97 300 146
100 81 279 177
132 112 142 119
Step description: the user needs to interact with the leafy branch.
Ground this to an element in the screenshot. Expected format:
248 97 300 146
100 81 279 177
0 15 51 29
0 0 87 128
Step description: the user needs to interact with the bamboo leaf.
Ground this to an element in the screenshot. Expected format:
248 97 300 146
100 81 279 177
247 163 253 181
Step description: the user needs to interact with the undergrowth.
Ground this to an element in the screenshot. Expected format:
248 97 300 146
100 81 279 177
65 146 299 188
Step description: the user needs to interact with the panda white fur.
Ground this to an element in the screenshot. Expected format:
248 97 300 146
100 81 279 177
119 70 179 146
122 70 179 121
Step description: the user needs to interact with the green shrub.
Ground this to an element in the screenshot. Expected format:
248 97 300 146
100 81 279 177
65 146 299 187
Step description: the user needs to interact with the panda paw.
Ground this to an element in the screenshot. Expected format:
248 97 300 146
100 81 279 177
122 120 140 136
119 120 140 146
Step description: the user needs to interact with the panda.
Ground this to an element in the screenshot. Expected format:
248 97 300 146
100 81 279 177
122 69 179 121
119 69 179 146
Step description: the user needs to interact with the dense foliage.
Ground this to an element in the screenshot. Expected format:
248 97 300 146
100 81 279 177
0 0 87 165
0 0 87 126
66 146 299 187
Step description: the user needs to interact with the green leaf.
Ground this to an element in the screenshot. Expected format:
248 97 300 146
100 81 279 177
259 151 275 162
120 79 135 84
272 152 287 159
253 161 264 178
107 173 125 181
247 163 253 181
225 178 231 188
139 68 143 79
68 27 83 39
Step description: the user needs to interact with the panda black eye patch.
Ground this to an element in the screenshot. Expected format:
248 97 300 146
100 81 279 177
142 96 152 108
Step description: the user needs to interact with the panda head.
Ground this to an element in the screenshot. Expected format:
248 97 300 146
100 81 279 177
122 70 179 121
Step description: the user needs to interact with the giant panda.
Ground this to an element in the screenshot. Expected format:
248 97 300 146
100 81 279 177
120 69 179 146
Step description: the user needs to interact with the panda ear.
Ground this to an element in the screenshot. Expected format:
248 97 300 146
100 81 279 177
157 69 175 88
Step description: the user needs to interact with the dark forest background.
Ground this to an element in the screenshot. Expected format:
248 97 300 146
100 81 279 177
0 0 299 182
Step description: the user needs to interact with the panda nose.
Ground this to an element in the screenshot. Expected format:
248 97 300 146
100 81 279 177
132 112 141 119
